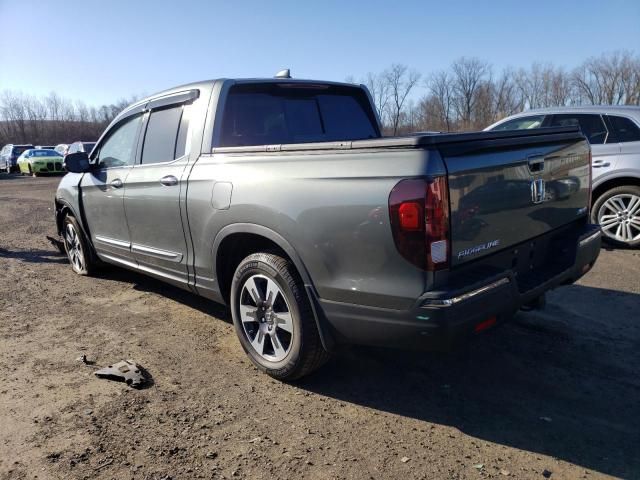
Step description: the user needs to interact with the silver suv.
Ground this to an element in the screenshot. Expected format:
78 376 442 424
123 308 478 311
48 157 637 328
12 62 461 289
486 106 640 248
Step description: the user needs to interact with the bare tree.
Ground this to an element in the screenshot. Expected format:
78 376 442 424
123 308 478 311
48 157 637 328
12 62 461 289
384 64 421 135
572 51 640 105
425 71 454 131
451 57 491 130
363 71 392 125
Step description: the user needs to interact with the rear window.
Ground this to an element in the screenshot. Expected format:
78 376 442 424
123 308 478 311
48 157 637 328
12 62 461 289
607 115 640 143
82 143 96 152
13 147 30 155
32 150 59 157
220 83 379 147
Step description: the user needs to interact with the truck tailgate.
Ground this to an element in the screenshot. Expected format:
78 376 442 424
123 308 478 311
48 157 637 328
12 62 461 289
439 129 590 267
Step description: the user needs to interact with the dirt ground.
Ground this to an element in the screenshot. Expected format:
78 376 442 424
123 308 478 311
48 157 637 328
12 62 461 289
0 174 638 480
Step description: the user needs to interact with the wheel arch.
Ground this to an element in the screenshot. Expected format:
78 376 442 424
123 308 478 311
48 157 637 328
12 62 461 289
592 175 640 204
213 223 335 351
54 198 94 251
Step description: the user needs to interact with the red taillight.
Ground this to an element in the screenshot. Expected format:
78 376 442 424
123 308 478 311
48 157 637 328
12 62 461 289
389 177 450 271
398 202 421 230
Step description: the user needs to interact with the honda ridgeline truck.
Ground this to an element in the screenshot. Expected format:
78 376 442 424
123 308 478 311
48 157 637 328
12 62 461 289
56 74 602 379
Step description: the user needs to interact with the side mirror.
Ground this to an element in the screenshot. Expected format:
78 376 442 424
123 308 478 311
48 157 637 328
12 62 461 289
64 152 91 173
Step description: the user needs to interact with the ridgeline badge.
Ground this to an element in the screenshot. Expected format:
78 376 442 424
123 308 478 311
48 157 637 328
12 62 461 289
457 239 501 260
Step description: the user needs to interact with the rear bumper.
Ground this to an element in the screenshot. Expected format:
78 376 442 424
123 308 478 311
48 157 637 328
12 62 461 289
318 223 601 350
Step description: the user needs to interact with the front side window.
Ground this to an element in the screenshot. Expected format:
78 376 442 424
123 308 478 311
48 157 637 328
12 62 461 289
548 114 608 145
607 115 640 143
491 115 545 131
141 105 185 164
97 115 142 168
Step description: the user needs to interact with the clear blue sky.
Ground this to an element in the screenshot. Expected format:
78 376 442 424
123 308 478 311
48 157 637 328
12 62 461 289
1 0 638 106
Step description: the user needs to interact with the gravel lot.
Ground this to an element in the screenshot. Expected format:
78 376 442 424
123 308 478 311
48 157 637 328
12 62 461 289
1 174 639 480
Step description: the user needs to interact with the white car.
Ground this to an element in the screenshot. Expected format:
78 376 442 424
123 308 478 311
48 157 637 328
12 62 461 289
486 106 640 248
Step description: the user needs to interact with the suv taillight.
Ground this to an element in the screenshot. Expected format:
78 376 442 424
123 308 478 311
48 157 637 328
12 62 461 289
389 177 450 271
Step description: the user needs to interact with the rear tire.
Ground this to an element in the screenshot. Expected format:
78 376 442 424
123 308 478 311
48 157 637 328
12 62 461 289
591 185 640 248
230 253 330 380
62 215 95 275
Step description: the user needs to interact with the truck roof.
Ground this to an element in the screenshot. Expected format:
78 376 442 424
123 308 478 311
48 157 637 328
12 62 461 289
507 105 640 117
123 77 362 114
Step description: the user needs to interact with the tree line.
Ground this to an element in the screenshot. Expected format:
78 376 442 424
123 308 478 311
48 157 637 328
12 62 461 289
353 50 640 135
0 91 137 147
1 50 638 147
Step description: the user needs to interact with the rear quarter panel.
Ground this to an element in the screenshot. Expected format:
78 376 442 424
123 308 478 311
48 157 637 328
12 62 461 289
186 149 444 309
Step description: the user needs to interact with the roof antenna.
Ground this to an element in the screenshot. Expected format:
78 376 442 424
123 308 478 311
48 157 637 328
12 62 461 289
275 68 291 79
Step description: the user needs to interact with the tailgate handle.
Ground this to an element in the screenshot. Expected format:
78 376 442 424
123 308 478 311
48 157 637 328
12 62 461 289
528 155 545 173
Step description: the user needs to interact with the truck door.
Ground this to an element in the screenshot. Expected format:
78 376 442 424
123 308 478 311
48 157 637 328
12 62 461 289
122 93 195 287
80 113 144 264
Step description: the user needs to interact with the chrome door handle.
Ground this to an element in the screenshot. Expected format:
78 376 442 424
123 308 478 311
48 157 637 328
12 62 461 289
110 178 123 188
592 161 610 168
160 175 178 186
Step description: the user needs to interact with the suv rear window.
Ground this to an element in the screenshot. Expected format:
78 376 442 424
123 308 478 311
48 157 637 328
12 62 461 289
220 83 379 147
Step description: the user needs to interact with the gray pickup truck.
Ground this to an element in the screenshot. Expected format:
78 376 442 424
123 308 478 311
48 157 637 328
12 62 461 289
56 75 602 379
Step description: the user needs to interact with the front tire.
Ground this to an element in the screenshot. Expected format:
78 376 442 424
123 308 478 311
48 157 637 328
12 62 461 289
230 253 330 380
62 215 94 275
591 185 640 248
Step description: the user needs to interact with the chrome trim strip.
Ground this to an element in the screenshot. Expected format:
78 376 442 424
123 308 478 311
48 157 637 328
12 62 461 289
579 230 601 247
95 235 131 249
422 278 510 308
131 243 183 262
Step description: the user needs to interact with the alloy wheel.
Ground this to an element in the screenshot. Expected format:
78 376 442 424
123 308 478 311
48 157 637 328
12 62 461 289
238 274 294 362
64 223 85 273
597 193 640 244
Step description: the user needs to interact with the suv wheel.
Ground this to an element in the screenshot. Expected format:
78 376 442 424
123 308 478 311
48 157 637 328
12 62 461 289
230 253 330 380
591 185 640 248
62 215 94 275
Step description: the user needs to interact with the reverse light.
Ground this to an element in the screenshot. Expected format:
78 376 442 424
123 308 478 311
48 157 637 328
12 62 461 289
389 177 450 271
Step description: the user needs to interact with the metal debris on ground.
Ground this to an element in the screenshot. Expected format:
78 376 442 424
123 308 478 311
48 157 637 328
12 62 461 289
94 360 146 388
46 235 66 254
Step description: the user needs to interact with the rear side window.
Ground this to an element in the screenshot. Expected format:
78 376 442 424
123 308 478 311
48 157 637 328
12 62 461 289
492 115 545 131
607 115 640 143
141 105 186 164
220 84 379 147
548 114 608 144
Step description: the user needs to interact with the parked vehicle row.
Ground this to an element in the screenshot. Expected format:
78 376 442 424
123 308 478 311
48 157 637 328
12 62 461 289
55 74 601 380
1 141 96 175
1 144 34 172
486 106 640 247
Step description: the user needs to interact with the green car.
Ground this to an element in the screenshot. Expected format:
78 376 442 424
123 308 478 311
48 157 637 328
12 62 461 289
17 149 65 176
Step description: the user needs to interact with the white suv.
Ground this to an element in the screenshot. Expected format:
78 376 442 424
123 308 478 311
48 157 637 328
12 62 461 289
487 106 640 248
